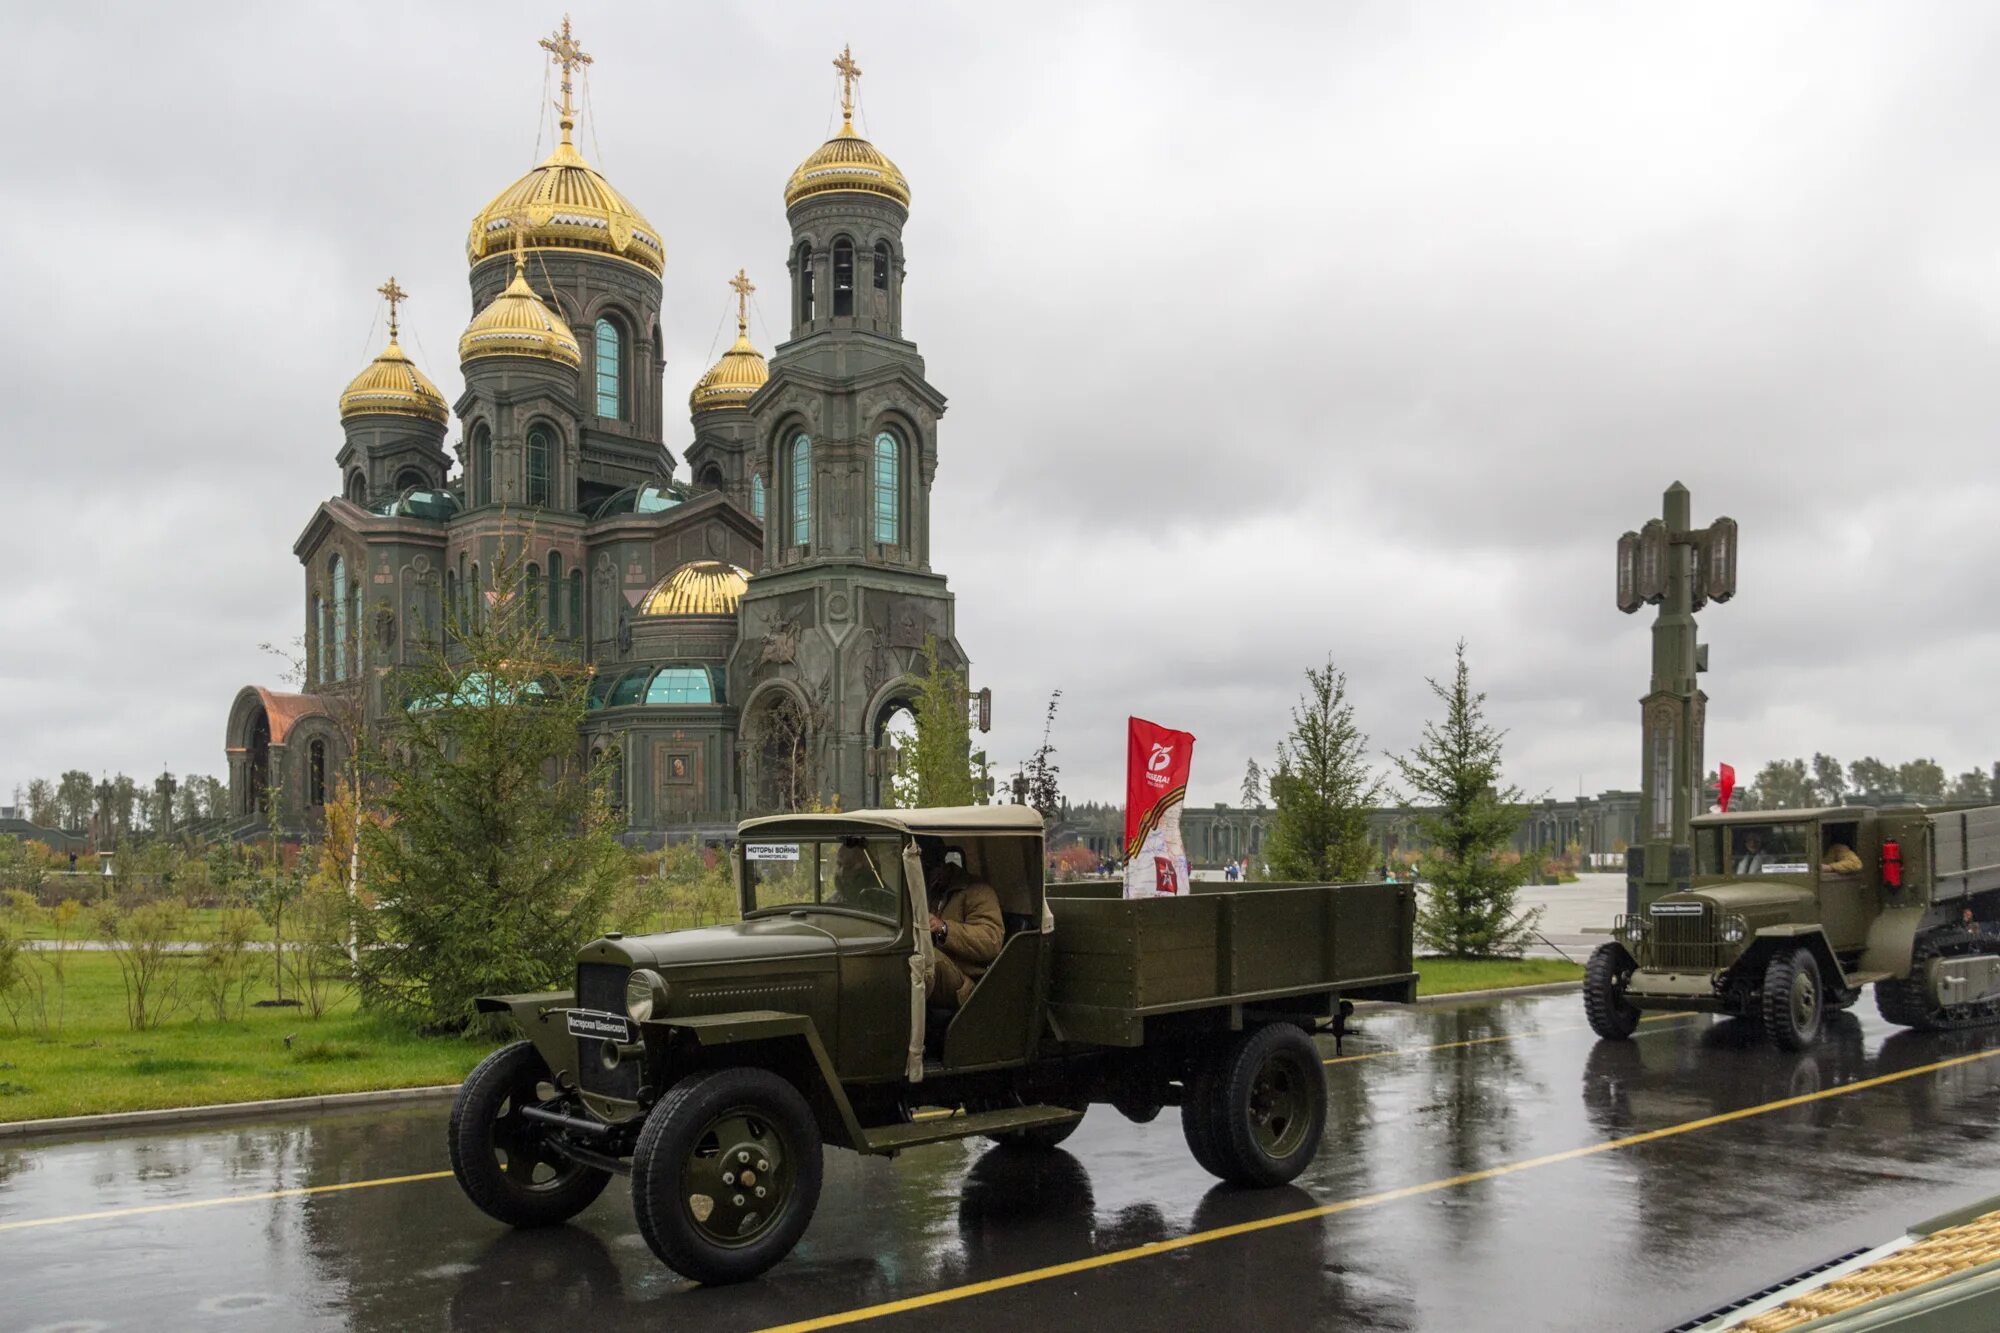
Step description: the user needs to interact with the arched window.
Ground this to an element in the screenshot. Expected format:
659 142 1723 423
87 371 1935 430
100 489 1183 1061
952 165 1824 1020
444 570 456 631
797 243 815 323
308 739 326 806
873 431 900 545
644 666 715 705
345 471 366 503
568 569 582 637
526 427 552 507
547 552 563 634
470 562 482 630
312 595 327 685
473 426 492 507
457 553 468 627
394 467 427 493
697 463 724 489
331 555 349 680
790 434 812 547
874 241 892 291
832 239 854 317
751 473 765 520
594 318 623 419
526 563 541 628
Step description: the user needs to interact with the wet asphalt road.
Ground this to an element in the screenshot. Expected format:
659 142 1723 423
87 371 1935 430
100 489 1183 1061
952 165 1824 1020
7 990 2000 1333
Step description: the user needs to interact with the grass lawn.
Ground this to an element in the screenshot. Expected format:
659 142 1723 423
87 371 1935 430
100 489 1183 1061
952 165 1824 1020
0 951 495 1124
1415 956 1583 995
12 907 278 943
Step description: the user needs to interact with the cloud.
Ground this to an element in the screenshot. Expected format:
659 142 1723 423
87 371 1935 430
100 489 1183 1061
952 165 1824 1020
2 0 1995 810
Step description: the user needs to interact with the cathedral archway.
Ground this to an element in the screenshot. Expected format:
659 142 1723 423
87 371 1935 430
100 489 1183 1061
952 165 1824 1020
868 685 919 808
743 684 812 814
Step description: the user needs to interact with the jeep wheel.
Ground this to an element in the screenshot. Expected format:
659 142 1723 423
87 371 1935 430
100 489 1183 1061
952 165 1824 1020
630 1068 823 1285
1762 947 1825 1051
448 1041 612 1228
1583 943 1641 1040
1184 1024 1327 1187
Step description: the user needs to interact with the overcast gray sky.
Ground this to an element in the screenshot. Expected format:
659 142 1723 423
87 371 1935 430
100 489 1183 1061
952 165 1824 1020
3 1 1998 809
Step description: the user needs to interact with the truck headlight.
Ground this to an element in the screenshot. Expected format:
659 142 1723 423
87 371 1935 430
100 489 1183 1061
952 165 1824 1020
1721 915 1747 944
1621 918 1649 944
625 969 665 1023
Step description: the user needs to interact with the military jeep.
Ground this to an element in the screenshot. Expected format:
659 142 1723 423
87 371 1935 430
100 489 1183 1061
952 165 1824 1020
448 805 1417 1284
1585 803 2000 1049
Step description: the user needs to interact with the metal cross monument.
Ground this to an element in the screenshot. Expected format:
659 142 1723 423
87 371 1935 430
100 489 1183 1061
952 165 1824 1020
1616 482 1738 913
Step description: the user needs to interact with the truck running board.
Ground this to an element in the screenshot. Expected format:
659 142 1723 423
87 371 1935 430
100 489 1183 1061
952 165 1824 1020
862 1105 1081 1154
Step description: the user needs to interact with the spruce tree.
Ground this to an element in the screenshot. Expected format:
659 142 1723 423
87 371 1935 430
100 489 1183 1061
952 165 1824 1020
1265 658 1382 883
1392 640 1539 958
356 542 624 1032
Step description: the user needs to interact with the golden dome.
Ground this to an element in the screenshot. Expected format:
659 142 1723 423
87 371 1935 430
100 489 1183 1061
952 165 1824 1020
458 257 581 368
640 560 751 617
785 121 910 211
467 140 665 277
690 269 768 414
339 338 448 425
785 47 908 210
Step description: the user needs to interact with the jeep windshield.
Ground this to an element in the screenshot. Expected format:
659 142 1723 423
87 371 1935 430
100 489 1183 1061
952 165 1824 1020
1700 822 1816 877
740 836 906 925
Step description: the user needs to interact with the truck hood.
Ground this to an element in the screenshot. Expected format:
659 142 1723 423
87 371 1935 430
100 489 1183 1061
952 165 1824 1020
1680 881 1815 914
620 917 840 970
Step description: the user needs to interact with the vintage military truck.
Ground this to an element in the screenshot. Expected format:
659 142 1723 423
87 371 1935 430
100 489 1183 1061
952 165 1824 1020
1585 803 2000 1049
448 805 1416 1284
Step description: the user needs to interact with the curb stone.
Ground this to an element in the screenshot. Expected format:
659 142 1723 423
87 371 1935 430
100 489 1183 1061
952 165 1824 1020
1 981 1586 1142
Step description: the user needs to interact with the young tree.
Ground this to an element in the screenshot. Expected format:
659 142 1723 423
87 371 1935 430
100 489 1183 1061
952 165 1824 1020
1897 758 1947 802
1751 758 1813 811
1392 641 1539 958
25 778 57 828
1240 758 1266 810
1265 657 1382 883
357 546 624 1032
1021 690 1064 821
1949 769 1993 804
898 635 977 807
55 771 93 831
1848 756 1896 798
1810 753 1846 807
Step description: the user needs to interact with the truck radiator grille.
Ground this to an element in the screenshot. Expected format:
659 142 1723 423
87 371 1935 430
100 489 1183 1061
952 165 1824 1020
1648 905 1724 971
575 962 642 1102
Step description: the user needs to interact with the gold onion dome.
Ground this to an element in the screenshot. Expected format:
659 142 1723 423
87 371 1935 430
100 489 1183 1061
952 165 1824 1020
641 560 752 617
784 46 909 210
691 270 768 414
465 18 664 277
458 252 582 368
340 338 448 424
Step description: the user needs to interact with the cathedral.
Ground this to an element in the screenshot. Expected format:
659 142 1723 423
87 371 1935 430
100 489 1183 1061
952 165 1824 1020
224 25 969 843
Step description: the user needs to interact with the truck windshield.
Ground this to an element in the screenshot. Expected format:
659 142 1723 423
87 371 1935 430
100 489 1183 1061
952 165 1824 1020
741 836 905 925
1722 823 1815 876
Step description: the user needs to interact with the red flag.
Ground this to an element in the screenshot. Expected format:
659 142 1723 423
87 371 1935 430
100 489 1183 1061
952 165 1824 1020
1718 762 1736 813
1124 717 1195 898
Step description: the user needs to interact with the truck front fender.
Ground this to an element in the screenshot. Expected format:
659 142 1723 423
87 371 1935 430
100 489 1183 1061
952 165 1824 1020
473 991 578 1083
1746 926 1848 989
643 1010 866 1152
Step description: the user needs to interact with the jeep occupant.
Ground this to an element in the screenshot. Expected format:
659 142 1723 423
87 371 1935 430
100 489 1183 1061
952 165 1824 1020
919 835 1002 1006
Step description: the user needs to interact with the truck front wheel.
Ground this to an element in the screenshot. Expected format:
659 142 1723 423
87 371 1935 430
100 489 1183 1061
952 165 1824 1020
630 1068 824 1285
1761 947 1825 1051
1583 944 1640 1040
448 1041 612 1228
1184 1024 1327 1188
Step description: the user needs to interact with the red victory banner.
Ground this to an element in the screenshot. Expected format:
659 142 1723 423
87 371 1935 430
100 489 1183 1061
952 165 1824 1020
1717 762 1737 813
1124 717 1195 899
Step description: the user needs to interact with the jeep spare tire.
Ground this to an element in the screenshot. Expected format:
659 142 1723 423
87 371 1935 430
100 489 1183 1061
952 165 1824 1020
630 1067 824 1285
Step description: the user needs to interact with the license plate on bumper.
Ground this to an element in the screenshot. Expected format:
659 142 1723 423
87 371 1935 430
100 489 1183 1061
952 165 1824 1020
565 1009 637 1043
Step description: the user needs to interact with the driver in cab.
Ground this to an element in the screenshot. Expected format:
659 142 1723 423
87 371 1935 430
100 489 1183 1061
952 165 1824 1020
918 836 1003 1007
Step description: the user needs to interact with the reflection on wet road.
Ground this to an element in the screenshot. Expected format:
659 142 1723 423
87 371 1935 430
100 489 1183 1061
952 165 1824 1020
5 992 2000 1332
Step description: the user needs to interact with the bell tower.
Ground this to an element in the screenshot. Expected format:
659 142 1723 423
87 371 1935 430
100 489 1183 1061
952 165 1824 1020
731 47 970 812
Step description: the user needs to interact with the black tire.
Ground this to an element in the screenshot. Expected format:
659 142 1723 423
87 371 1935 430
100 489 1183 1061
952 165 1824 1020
630 1068 823 1285
1179 1051 1231 1178
448 1041 612 1228
988 1101 1087 1149
1762 947 1825 1052
1183 1024 1327 1187
1583 943 1640 1040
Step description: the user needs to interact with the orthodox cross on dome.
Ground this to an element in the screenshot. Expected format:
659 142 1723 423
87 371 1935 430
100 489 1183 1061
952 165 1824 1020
729 269 755 335
505 207 533 274
832 44 862 123
376 276 408 340
539 14 593 142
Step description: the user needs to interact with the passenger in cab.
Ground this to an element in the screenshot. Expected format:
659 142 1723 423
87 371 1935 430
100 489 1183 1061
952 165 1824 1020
1734 833 1766 875
918 836 1003 1007
1821 840 1862 874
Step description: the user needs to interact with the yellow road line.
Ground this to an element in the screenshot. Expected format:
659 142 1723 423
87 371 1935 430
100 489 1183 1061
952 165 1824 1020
753 1044 2000 1332
1323 1011 1691 1066
0 1170 455 1233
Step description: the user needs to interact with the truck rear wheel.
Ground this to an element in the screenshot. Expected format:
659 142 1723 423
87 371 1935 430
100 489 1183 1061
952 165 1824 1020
1761 947 1824 1051
1184 1024 1327 1188
629 1068 823 1285
448 1041 612 1228
1583 943 1641 1040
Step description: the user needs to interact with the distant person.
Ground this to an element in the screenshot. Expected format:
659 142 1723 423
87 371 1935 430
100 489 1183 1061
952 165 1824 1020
1735 834 1766 875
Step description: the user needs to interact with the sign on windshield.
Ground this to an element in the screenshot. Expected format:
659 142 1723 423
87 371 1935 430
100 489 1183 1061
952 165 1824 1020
741 836 905 924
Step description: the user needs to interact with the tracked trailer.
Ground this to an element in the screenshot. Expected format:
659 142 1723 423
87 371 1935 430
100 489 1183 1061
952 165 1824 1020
449 805 1416 1284
1585 802 2000 1048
